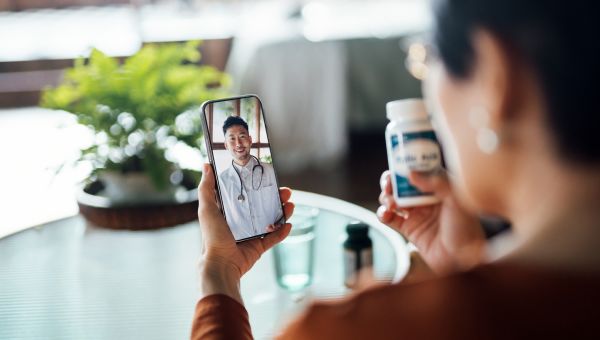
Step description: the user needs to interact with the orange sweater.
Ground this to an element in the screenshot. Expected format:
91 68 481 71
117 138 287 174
191 263 600 339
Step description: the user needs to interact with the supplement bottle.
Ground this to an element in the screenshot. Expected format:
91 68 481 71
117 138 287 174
385 98 442 207
343 221 373 288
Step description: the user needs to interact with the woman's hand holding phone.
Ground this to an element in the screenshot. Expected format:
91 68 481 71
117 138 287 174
377 170 486 276
198 163 294 304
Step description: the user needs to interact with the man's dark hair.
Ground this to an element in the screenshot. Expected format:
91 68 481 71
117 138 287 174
222 116 249 135
433 0 599 163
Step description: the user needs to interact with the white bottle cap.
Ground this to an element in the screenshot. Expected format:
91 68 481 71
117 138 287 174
386 98 428 122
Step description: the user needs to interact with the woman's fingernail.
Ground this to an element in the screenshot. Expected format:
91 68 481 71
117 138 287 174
382 196 391 208
376 205 387 219
396 209 410 219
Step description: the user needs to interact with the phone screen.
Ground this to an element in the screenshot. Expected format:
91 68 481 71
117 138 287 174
201 95 285 242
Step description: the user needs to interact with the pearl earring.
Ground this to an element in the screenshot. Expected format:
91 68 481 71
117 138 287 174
477 127 499 154
469 107 500 155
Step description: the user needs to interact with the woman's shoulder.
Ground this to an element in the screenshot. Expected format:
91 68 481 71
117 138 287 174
280 263 600 339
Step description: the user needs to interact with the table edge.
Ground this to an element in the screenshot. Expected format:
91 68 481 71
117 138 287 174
292 190 410 283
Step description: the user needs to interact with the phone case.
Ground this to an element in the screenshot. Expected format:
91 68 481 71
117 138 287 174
199 94 286 242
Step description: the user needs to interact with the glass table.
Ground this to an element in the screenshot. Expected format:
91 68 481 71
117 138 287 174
0 191 409 340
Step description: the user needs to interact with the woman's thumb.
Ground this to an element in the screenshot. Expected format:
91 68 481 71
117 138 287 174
199 163 216 198
408 170 450 198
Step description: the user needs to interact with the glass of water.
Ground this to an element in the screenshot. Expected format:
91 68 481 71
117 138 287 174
273 206 318 291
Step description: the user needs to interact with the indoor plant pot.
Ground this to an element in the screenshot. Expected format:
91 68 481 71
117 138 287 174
76 172 199 230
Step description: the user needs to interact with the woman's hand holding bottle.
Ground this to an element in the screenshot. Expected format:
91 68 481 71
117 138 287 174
377 170 486 275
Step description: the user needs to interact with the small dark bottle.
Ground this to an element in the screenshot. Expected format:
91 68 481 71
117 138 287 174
343 221 373 288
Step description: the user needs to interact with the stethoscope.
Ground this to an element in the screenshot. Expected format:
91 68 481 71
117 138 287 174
232 155 264 202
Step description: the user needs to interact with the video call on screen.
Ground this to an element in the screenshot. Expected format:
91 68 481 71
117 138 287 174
204 96 284 241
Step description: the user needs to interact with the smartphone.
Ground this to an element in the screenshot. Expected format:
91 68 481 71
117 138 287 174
200 95 285 242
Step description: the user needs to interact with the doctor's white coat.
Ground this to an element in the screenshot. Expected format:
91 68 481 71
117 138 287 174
218 158 284 240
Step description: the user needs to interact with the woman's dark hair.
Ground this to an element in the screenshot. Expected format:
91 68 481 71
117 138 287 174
433 0 599 162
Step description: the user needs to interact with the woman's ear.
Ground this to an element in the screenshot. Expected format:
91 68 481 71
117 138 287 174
470 30 523 129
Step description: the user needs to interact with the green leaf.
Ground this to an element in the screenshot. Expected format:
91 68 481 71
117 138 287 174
40 41 230 190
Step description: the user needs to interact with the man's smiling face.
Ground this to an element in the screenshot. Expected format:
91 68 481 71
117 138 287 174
224 125 253 165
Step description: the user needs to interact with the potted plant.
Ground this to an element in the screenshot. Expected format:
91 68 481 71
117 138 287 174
41 41 230 229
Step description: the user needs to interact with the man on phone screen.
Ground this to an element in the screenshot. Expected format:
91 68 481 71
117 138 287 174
218 116 284 240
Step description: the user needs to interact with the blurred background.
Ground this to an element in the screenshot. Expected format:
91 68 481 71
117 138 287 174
0 0 431 236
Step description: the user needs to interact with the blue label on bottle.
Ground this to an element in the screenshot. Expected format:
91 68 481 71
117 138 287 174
395 173 423 197
391 134 399 148
390 131 441 198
